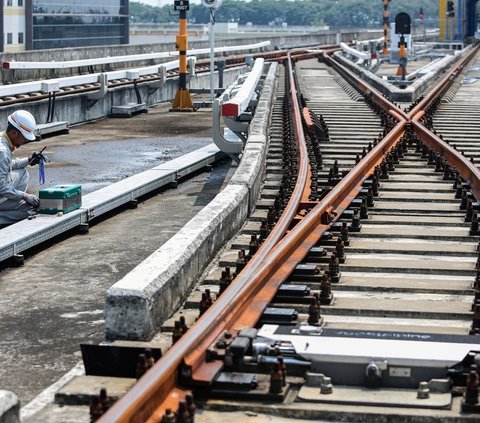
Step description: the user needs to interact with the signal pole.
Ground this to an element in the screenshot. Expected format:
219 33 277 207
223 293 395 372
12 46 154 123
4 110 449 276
172 0 193 111
383 0 390 55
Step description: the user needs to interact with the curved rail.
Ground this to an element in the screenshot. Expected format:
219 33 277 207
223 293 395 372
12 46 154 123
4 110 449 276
99 52 311 423
100 44 480 423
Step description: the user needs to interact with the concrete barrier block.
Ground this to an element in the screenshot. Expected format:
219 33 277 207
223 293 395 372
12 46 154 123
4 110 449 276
105 184 249 340
245 134 267 147
104 56 277 342
230 149 265 213
0 391 19 423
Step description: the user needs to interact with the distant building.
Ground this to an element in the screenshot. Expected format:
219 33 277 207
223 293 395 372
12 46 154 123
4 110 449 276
1 0 129 52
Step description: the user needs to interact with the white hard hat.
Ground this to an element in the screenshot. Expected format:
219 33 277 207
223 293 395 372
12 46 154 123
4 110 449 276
8 110 37 141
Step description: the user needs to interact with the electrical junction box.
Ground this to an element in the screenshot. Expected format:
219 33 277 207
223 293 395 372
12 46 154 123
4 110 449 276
38 184 82 215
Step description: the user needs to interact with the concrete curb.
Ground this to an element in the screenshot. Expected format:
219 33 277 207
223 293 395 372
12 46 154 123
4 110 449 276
105 62 278 340
334 49 466 102
106 184 249 340
0 391 19 423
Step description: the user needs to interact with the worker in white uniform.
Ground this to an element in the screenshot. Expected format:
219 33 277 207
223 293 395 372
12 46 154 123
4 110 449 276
0 110 42 225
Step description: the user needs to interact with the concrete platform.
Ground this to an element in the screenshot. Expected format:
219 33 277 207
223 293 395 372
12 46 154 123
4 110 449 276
0 144 224 263
111 102 147 117
37 121 69 137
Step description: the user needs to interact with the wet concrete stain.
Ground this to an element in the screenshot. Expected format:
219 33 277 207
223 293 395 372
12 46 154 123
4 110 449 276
27 136 212 194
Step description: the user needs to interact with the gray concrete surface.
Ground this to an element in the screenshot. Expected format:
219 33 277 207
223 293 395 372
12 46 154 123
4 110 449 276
0 102 237 406
54 376 135 406
16 103 215 195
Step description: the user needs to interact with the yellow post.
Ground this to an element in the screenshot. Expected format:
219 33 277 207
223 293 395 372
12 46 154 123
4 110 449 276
172 3 193 111
396 38 408 77
439 0 447 40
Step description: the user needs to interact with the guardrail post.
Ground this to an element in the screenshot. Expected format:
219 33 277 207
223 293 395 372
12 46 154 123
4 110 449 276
86 73 108 108
216 59 225 89
212 99 242 161
2 65 13 85
126 71 142 105
188 57 197 80
41 80 60 123
148 66 167 95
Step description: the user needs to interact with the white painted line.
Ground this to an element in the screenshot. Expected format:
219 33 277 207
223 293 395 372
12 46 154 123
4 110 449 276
20 361 84 421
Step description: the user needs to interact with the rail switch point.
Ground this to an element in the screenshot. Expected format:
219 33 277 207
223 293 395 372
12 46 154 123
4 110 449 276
38 184 82 215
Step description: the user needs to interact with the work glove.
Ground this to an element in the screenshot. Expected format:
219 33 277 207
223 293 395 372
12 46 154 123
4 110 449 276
23 193 40 208
28 151 44 166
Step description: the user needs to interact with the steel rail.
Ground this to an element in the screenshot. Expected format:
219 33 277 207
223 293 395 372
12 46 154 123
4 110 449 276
412 113 480 200
408 45 480 200
99 41 480 422
215 115 406 332
181 54 313 383
99 52 311 423
408 44 480 120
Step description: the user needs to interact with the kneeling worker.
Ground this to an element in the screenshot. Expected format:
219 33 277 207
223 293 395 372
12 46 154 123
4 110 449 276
0 110 42 225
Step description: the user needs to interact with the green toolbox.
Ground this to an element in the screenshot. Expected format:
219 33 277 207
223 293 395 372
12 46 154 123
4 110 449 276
38 184 82 214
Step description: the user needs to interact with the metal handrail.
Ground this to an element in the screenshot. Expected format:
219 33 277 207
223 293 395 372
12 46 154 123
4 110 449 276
2 41 270 70
222 58 264 117
0 60 180 97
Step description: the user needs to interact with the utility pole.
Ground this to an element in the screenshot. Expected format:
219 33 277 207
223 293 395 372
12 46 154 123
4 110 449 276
172 0 193 111
201 0 223 103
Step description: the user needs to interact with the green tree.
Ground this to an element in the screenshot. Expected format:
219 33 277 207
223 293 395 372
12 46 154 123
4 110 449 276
129 0 439 28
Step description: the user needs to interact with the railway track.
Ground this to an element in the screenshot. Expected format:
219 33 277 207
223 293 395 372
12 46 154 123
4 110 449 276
15 44 480 422
84 44 478 421
431 53 480 165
